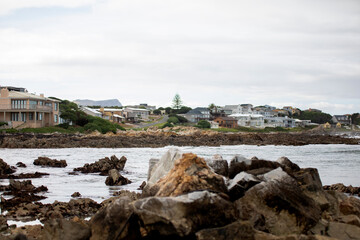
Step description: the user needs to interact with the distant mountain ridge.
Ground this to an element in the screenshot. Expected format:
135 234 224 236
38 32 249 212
74 99 122 107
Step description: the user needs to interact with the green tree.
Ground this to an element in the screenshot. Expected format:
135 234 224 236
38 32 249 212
208 103 216 113
196 120 211 129
298 111 332 124
351 113 360 125
172 94 182 110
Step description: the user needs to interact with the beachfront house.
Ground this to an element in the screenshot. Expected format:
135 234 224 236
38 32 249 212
0 86 60 129
230 113 264 128
183 107 210 123
213 116 238 128
332 115 351 125
265 116 296 128
123 107 150 122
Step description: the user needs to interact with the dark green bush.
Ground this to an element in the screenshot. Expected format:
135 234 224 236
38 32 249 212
167 116 180 124
196 120 211 129
161 122 173 128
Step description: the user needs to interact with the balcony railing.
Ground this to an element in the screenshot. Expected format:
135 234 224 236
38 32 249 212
0 104 52 111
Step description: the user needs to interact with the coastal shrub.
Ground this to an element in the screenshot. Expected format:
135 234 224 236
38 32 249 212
0 122 8 127
161 122 173 128
168 117 180 124
196 120 211 129
84 116 125 134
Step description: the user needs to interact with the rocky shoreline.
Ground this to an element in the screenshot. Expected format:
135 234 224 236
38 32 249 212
0 130 358 148
0 149 359 239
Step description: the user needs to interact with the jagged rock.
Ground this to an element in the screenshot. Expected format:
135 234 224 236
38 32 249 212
105 169 131 186
324 183 360 196
205 154 229 177
138 181 146 190
0 215 8 232
111 190 140 201
236 167 322 235
90 196 141 240
34 157 67 168
71 192 81 198
143 148 183 196
152 153 227 197
73 155 127 174
147 158 159 181
227 172 260 201
228 155 281 178
276 156 300 172
43 217 91 240
9 179 35 192
0 158 15 175
132 191 238 237
16 162 27 168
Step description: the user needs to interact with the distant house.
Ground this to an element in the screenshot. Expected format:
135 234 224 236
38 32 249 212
283 106 301 116
123 107 150 122
223 105 240 115
230 114 264 128
323 122 331 129
332 115 351 125
264 116 295 128
209 121 219 129
213 117 238 128
184 107 210 123
240 104 253 114
81 106 102 118
295 119 312 127
0 87 60 129
99 108 125 123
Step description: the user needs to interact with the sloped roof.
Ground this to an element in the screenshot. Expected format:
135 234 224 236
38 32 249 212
8 91 60 102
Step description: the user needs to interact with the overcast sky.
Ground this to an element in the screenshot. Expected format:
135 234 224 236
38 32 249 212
1 0 359 114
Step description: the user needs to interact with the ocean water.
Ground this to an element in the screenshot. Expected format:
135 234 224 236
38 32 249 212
0 144 359 204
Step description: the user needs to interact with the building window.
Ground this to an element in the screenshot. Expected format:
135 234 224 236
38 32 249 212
39 101 43 106
54 114 58 123
29 113 34 121
11 100 26 109
45 102 52 107
37 113 42 121
11 113 19 121
54 103 58 111
21 113 26 122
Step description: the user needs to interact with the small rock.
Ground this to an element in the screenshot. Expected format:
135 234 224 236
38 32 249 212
138 181 146 190
71 192 81 198
34 157 67 168
16 162 27 168
105 169 131 186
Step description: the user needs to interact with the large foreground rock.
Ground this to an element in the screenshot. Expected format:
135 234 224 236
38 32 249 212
133 190 237 237
205 154 229 177
43 217 91 240
152 153 227 197
236 167 322 235
74 155 127 174
90 196 141 240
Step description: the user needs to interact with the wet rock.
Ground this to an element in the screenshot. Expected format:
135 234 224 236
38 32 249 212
34 157 67 168
236 167 322 235
16 162 26 168
228 155 281 179
105 169 131 186
71 192 81 198
323 183 360 196
73 155 127 174
227 172 260 201
138 181 146 190
276 156 300 172
90 196 141 240
152 153 227 197
147 158 159 181
205 154 229 177
43 217 91 240
111 190 140 201
0 158 15 175
0 215 8 232
132 190 238 237
1 172 49 179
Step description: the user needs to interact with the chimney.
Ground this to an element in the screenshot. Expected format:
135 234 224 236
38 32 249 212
40 93 44 98
0 88 9 98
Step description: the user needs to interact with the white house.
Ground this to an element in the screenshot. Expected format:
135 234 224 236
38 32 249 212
265 116 296 128
230 114 264 128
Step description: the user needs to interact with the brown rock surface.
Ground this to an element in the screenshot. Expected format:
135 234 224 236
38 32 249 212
105 169 131 186
34 157 67 168
153 153 227 197
74 155 127 174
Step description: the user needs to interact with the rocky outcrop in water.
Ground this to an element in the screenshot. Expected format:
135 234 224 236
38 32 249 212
2 150 360 240
105 169 131 186
34 157 67 168
73 155 127 174
324 183 360 196
0 158 15 175
0 131 358 149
